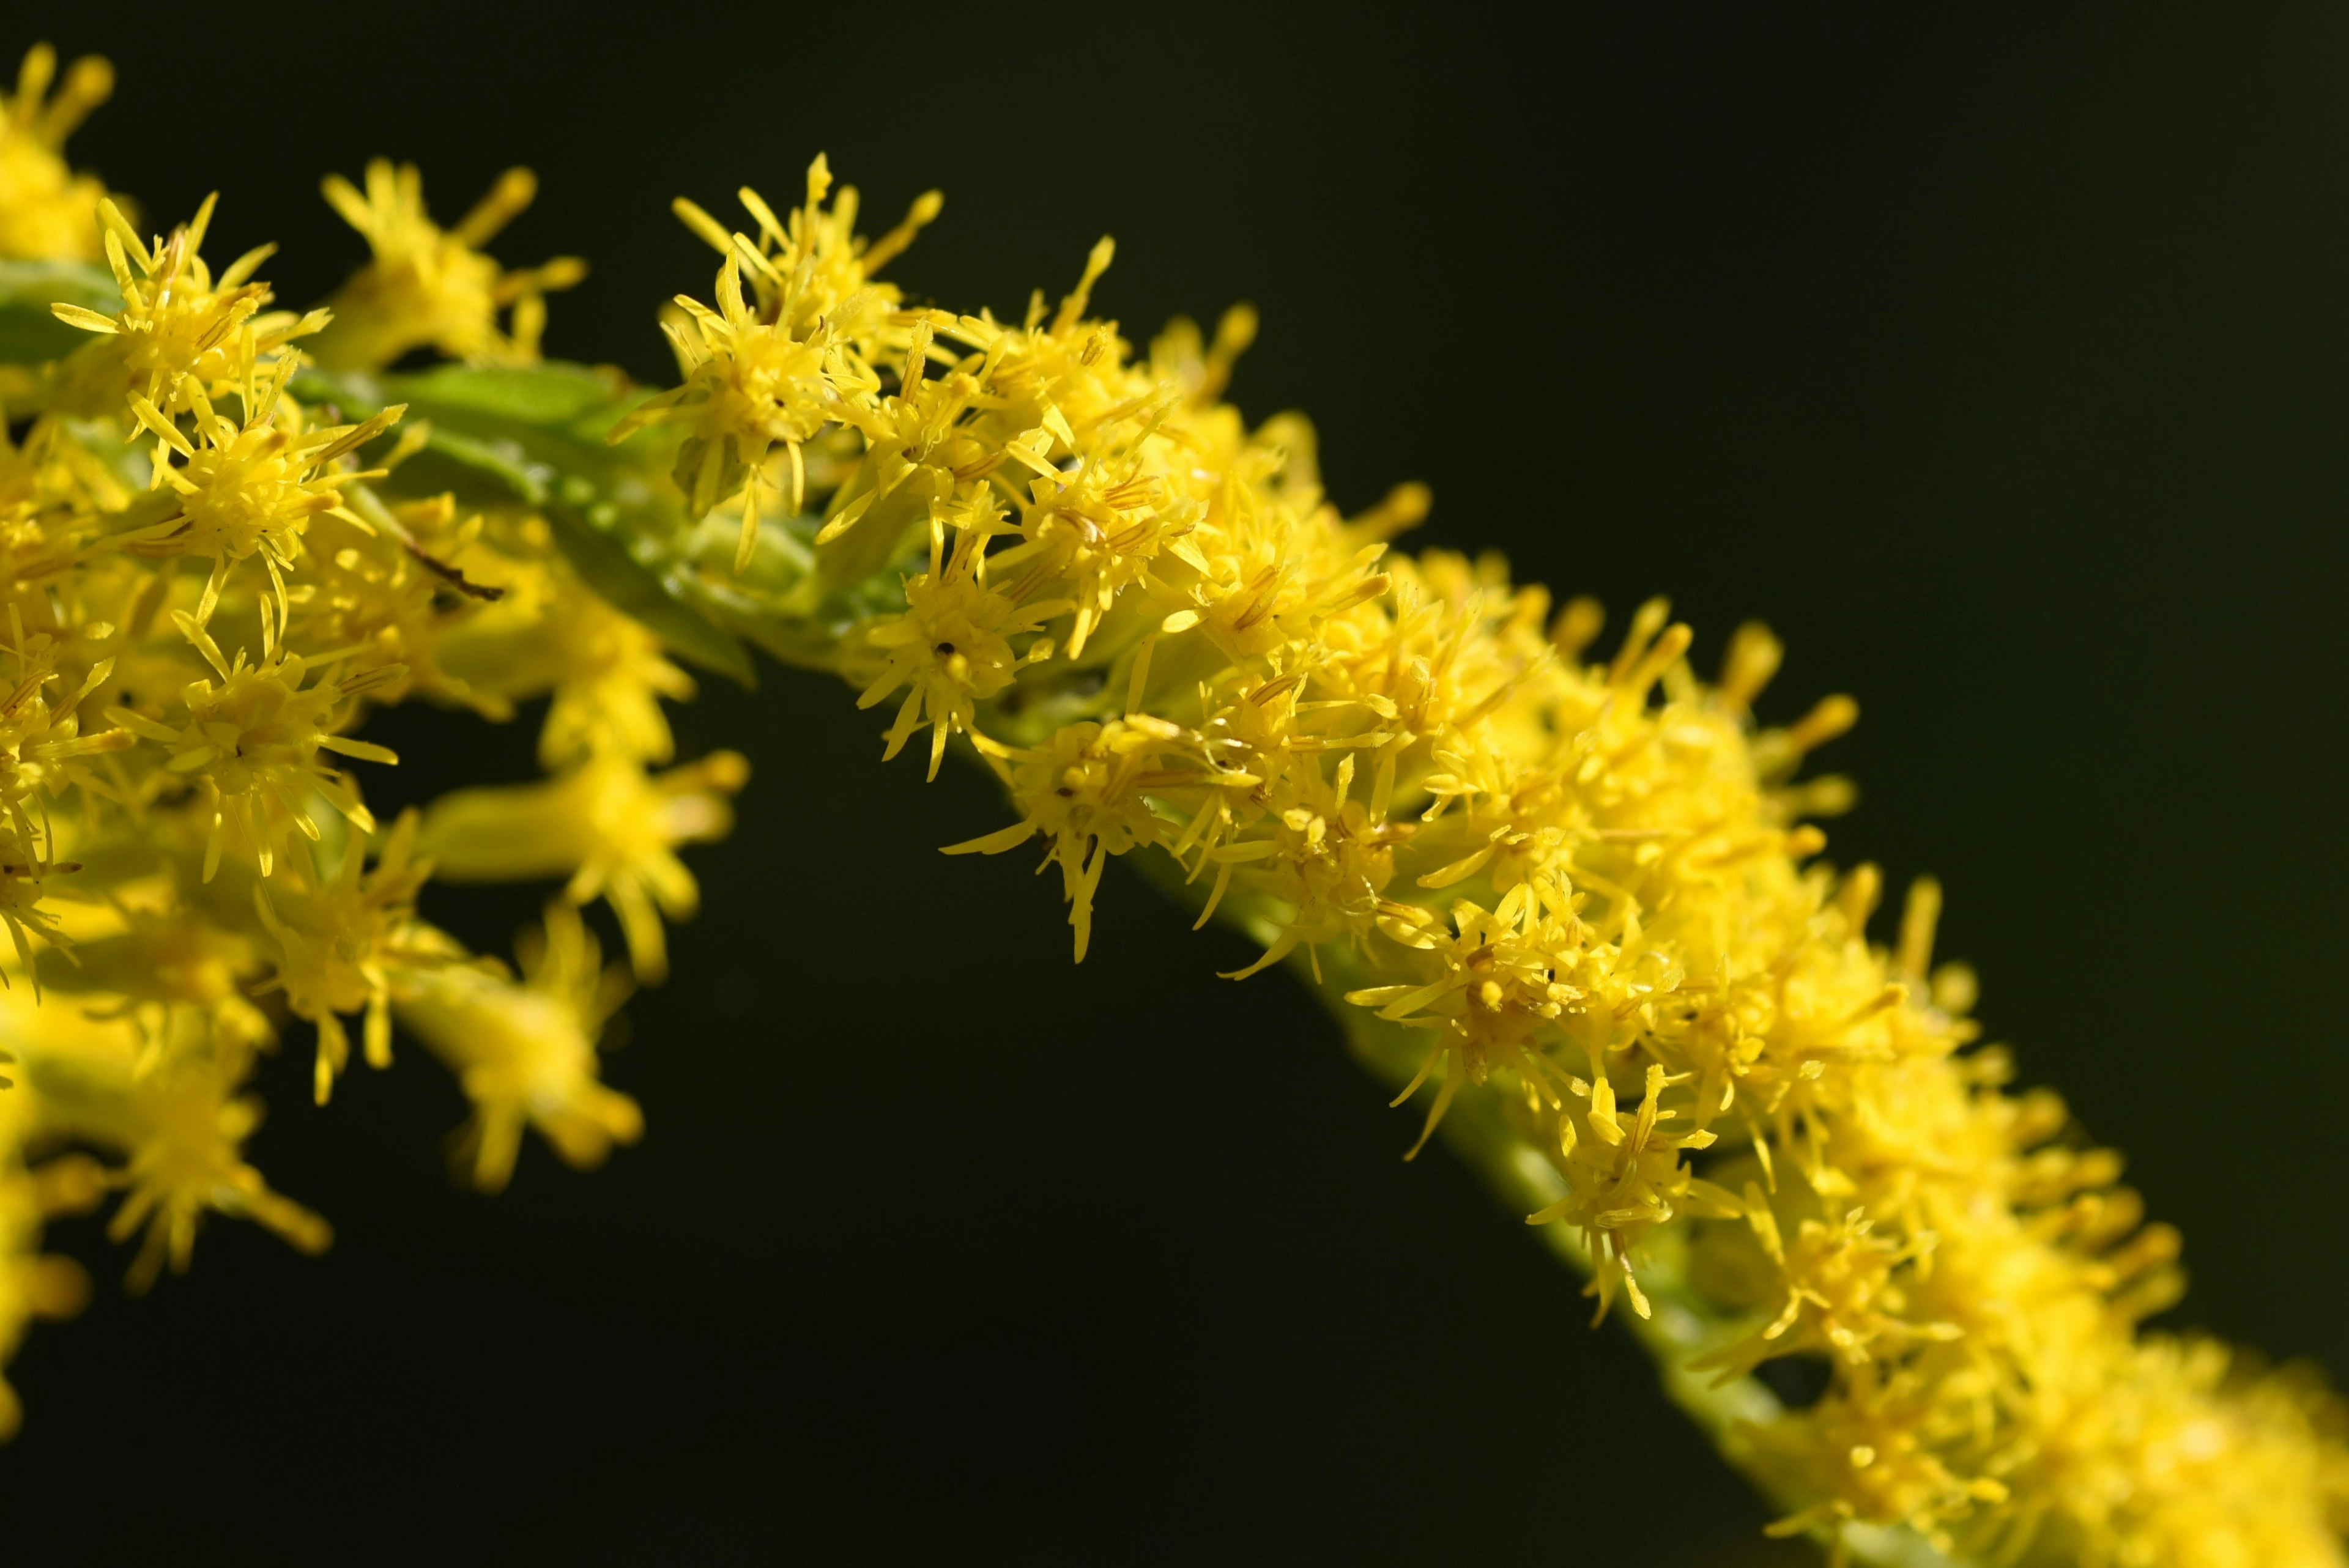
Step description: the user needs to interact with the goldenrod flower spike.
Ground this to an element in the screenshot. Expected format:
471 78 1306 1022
0 62 2335 1564
685 163 2345 1565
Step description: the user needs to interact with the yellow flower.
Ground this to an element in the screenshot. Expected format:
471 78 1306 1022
117 338 406 636
945 716 1195 961
35 897 273 1071
50 195 327 416
284 500 489 711
3 993 328 1296
102 1056 332 1295
0 822 75 987
310 161 587 371
418 749 748 982
614 251 847 572
614 157 940 572
1348 878 1589 1153
105 622 403 882
1014 452 1202 660
670 153 940 328
0 43 113 262
395 900 639 1192
0 615 134 859
250 810 457 1103
849 527 1068 779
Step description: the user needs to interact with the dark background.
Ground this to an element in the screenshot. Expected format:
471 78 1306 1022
2 2 2344 1562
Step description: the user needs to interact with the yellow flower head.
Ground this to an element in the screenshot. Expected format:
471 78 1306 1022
0 611 133 835
673 153 940 333
419 749 748 983
395 900 639 1193
311 161 587 372
945 716 1193 961
0 822 73 986
850 527 1067 779
103 1054 332 1295
534 604 693 767
51 196 327 416
284 498 488 711
1017 448 1203 659
119 337 405 637
106 621 403 883
618 252 842 570
425 527 694 764
1349 878 1588 1151
0 44 113 262
37 898 272 1071
4 993 327 1296
251 811 452 1103
612 155 941 571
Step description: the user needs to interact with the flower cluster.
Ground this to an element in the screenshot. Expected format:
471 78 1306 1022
0 44 743 1437
0 37 2342 1567
647 165 2349 1564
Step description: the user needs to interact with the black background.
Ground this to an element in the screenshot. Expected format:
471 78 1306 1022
2 3 2344 1562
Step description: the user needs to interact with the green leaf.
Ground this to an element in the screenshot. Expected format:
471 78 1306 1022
386 360 631 428
294 363 760 686
541 504 757 687
0 259 116 366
